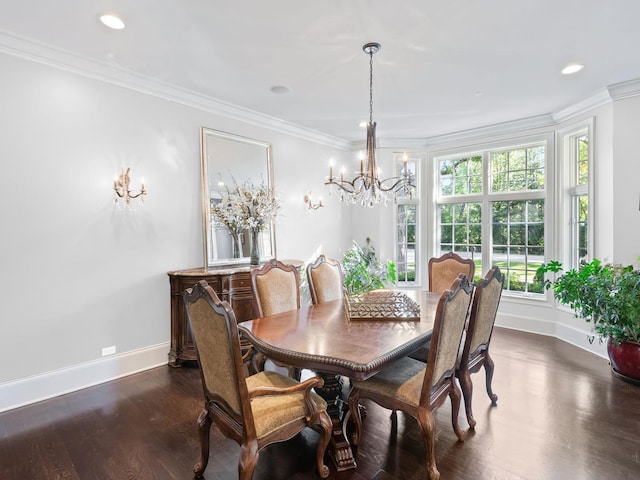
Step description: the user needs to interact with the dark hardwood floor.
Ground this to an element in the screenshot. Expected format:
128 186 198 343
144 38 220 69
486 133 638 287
2 327 639 480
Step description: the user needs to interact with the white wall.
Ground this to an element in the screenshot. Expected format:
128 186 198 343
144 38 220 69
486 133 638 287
612 95 640 264
0 51 351 410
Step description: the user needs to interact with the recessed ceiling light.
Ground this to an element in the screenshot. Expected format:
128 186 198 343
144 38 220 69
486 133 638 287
561 63 584 75
100 14 126 30
270 85 291 94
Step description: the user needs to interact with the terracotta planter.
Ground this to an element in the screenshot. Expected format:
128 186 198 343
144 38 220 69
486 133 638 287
607 338 640 385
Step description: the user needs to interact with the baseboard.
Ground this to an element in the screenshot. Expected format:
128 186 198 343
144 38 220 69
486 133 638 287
496 312 609 360
0 342 170 413
495 311 556 336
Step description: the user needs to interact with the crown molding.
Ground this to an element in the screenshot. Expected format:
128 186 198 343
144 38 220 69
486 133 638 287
607 77 640 100
418 114 557 147
0 30 351 151
552 88 612 123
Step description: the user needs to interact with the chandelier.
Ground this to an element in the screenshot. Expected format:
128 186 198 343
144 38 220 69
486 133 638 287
325 42 415 207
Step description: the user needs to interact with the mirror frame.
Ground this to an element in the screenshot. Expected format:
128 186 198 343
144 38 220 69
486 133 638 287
200 127 276 267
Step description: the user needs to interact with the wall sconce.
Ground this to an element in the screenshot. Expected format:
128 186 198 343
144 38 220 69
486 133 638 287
304 192 323 211
113 167 146 206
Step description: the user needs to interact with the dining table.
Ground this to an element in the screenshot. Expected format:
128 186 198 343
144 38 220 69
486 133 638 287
238 289 442 471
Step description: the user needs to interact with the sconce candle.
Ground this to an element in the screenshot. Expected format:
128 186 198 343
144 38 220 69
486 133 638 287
113 167 147 207
304 192 324 211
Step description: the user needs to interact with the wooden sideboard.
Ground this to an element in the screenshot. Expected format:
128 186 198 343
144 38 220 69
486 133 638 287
167 261 302 367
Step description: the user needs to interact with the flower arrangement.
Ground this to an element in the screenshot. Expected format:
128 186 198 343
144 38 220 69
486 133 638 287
210 189 247 236
211 177 280 231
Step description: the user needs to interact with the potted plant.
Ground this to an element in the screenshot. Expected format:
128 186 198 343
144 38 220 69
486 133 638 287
537 258 640 384
342 238 396 295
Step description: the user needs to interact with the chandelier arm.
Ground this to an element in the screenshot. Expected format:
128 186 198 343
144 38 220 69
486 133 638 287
375 177 416 193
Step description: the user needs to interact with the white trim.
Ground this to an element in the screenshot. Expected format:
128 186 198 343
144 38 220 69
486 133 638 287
0 342 170 413
420 114 557 147
607 78 640 100
0 30 351 150
495 313 608 359
553 89 611 123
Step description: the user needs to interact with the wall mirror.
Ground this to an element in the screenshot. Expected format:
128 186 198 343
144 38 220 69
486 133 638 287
200 127 276 267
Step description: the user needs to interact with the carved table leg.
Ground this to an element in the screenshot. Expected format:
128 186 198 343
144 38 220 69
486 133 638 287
314 372 357 471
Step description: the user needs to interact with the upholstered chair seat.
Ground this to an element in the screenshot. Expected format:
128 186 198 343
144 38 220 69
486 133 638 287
246 370 328 438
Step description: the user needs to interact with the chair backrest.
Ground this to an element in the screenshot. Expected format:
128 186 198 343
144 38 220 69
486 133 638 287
183 280 253 430
251 259 301 317
461 266 504 363
428 252 476 294
306 255 344 304
421 274 474 400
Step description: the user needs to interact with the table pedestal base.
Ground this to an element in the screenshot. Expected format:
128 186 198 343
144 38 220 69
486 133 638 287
314 372 357 471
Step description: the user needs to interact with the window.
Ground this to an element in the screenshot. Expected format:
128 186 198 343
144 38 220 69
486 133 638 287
559 122 591 269
571 133 589 267
435 139 550 294
395 154 419 284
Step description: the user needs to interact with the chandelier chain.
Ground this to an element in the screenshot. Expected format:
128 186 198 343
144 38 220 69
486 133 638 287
369 49 374 124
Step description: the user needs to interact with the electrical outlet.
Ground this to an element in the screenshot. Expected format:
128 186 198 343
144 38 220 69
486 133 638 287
101 345 116 356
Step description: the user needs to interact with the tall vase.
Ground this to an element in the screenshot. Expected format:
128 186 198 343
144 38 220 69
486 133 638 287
250 228 260 266
230 230 243 259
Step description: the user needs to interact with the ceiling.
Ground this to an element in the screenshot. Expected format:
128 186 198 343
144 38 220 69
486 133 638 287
2 0 640 143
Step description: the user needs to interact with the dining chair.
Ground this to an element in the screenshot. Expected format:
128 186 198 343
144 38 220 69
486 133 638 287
347 274 474 480
250 258 302 378
428 251 476 294
251 258 301 317
184 280 332 480
456 265 504 428
407 251 476 362
306 254 344 304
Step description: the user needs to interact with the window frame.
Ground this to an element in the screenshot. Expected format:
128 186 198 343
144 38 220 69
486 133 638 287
556 119 594 270
394 152 421 286
432 134 554 297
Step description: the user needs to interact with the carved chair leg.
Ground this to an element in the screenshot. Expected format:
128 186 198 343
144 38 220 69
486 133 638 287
449 380 466 441
347 389 363 446
457 367 476 428
484 352 498 405
239 441 259 480
193 408 212 478
314 411 332 478
417 407 440 480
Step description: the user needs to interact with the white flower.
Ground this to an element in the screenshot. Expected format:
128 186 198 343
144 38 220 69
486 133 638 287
211 176 280 233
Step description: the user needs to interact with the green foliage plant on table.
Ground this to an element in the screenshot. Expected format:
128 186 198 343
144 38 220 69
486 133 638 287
342 238 396 295
537 258 640 344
